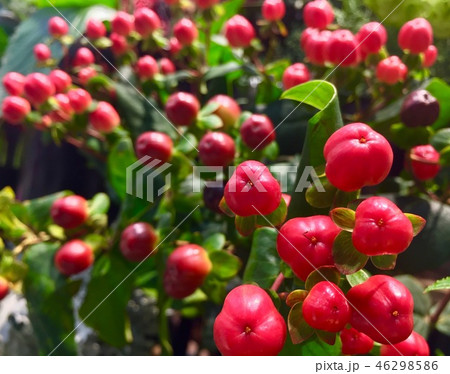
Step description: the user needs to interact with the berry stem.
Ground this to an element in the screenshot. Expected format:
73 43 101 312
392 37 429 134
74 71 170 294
270 272 285 292
430 289 450 328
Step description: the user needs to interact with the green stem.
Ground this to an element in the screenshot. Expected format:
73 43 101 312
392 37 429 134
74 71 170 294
156 250 173 356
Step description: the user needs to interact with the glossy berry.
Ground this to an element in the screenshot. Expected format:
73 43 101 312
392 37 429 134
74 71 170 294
224 160 281 217
352 196 414 256
51 195 88 229
173 18 198 46
2 96 31 125
165 92 200 126
169 37 182 55
380 331 429 356
203 181 226 214
159 58 176 75
55 240 94 276
163 244 212 299
68 88 92 114
262 0 286 22
282 193 291 207
51 93 74 122
0 277 9 301
324 123 393 191
2 72 25 96
398 18 433 54
111 11 134 36
194 0 219 9
199 132 235 167
225 15 255 48
356 22 387 54
214 284 286 356
303 0 334 29
304 30 331 66
410 145 440 181
207 95 241 128
110 33 129 56
120 222 158 262
300 27 319 50
325 30 359 67
282 63 310 89
423 45 438 67
347 275 414 344
376 56 408 85
78 66 97 86
134 7 161 37
89 101 120 133
49 69 72 93
73 47 95 67
240 114 275 150
341 327 374 355
33 43 51 61
401 89 439 128
86 19 106 39
48 17 69 38
277 216 340 281
136 55 159 80
24 72 55 106
135 131 173 164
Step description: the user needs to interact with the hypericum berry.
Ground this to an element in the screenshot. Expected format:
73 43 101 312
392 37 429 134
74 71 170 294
35 114 52 131
51 195 88 229
398 17 433 54
165 92 200 126
277 216 340 281
214 284 287 356
68 88 92 114
352 196 414 256
340 327 374 355
376 56 408 85
85 19 106 39
159 58 176 75
423 45 438 67
409 145 440 181
33 43 51 61
203 181 226 214
73 47 95 67
169 37 182 55
194 0 219 9
111 11 134 36
0 277 9 300
89 101 120 133
163 244 212 299
51 93 74 122
324 123 393 191
303 0 334 29
282 63 310 89
300 27 319 49
347 275 414 344
24 72 55 106
173 18 198 46
136 55 159 80
110 33 129 56
49 69 72 93
2 96 31 125
48 16 69 38
325 30 359 67
225 15 255 48
134 7 161 37
380 331 430 356
356 22 387 54
135 131 173 164
55 240 94 276
78 66 97 86
282 193 291 207
303 282 351 332
199 132 236 167
304 30 332 66
240 114 275 150
262 0 286 22
2 72 25 96
400 89 439 128
207 95 241 128
120 222 158 262
224 160 281 217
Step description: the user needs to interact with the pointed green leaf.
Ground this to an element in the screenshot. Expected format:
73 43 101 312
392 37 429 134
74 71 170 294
219 197 234 217
425 276 450 293
197 114 223 130
286 290 309 308
256 197 287 227
305 176 337 209
371 254 398 270
235 215 257 236
88 193 110 215
346 269 370 287
330 208 356 231
209 251 241 281
288 302 314 344
404 213 426 236
305 266 341 291
332 231 369 275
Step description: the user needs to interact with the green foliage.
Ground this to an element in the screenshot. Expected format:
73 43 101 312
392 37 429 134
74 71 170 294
35 0 117 8
425 276 450 293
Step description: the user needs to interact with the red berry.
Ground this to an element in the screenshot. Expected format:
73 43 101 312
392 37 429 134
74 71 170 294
410 145 440 181
224 160 281 217
2 96 31 124
207 94 241 128
199 131 236 167
73 47 95 67
214 284 287 356
49 69 72 93
225 15 255 48
134 7 161 37
135 131 173 164
89 101 120 133
169 37 182 55
68 88 92 114
356 22 387 54
173 18 198 46
2 72 25 96
277 216 340 281
347 275 414 344
159 58 176 75
33 43 51 61
120 222 158 262
376 56 408 85
352 196 414 256
165 92 200 126
78 66 97 86
282 193 291 207
325 30 359 67
240 114 276 150
380 331 429 356
324 123 393 191
303 0 334 29
86 19 106 39
300 27 319 50
136 55 159 80
51 195 88 229
303 281 351 332
55 240 94 276
194 0 219 9
0 277 9 301
423 45 438 67
24 72 55 106
401 89 440 128
163 244 212 299
111 11 134 36
340 327 374 355
48 16 69 37
50 93 74 122
282 63 310 89
110 33 129 56
304 30 332 66
262 0 286 22
398 18 433 54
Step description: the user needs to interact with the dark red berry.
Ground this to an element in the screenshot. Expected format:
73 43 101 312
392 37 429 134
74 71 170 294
120 222 158 262
135 131 173 164
303 0 334 29
240 114 275 150
89 101 120 133
340 327 374 355
55 240 94 276
225 15 255 48
2 96 31 125
173 18 198 46
380 331 429 356
199 132 235 167
410 145 440 181
398 18 433 54
165 92 200 126
51 195 88 229
401 89 439 128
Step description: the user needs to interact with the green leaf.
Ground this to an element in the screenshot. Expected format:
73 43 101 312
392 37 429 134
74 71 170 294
425 277 450 293
330 208 356 231
0 187 30 239
0 252 28 282
288 302 314 344
36 0 117 7
431 128 450 152
346 269 370 287
256 197 287 228
262 140 279 161
235 214 256 236
202 233 226 252
280 335 342 355
197 114 223 130
209 250 241 281
203 62 242 81
332 231 368 275
371 254 398 270
305 176 337 209
426 78 450 130
198 101 220 117
88 193 110 215
219 197 234 217
316 330 336 345
404 213 426 236
389 123 433 150
286 289 309 308
305 266 341 291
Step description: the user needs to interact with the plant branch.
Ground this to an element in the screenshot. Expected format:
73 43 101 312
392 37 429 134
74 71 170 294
430 290 450 327
270 272 285 292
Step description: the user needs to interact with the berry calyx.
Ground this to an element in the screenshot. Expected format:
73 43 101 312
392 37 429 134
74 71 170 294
24 72 55 106
135 131 173 164
356 22 387 55
0 277 10 301
49 69 72 93
225 15 255 48
33 43 51 62
340 327 374 355
54 240 94 276
51 195 89 229
2 72 25 96
303 0 334 29
68 88 92 114
85 19 106 39
120 222 158 262
199 131 236 167
409 145 440 181
376 56 408 85
240 114 276 150
400 89 440 128
165 92 200 126
173 18 198 46
398 18 433 54
282 63 310 89
134 7 161 37
136 55 159 80
262 0 286 22
73 47 95 67
89 101 120 133
48 17 69 38
380 331 430 356
325 30 359 67
423 45 438 68
207 95 241 128
2 96 31 125
111 11 134 36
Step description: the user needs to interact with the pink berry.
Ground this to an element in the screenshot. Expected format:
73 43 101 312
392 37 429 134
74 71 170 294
73 47 95 67
165 92 200 126
159 58 176 75
49 69 72 93
240 114 276 150
398 18 433 54
86 19 106 39
174 18 198 46
33 43 51 61
111 11 134 36
2 96 31 125
169 37 182 55
300 27 319 50
24 72 55 106
78 67 97 86
68 88 92 114
325 29 359 67
410 145 440 181
303 0 334 29
110 33 129 56
199 131 236 167
225 15 255 48
50 93 74 122
0 277 9 301
376 56 408 85
48 16 69 37
282 63 310 89
304 30 332 66
136 55 159 80
423 45 438 67
134 7 161 37
262 0 286 22
356 22 387 54
89 101 120 133
2 72 26 96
